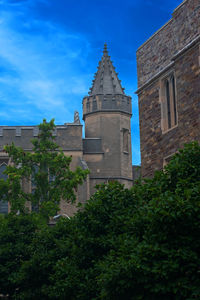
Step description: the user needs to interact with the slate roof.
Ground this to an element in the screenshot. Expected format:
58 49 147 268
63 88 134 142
89 44 125 96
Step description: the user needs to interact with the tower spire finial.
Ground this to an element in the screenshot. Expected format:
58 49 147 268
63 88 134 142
103 42 108 55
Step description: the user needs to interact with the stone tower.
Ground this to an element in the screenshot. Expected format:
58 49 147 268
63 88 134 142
83 44 133 195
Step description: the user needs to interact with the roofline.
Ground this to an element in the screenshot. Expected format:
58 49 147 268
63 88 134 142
173 0 188 13
136 34 200 94
0 124 82 129
89 176 133 182
83 110 132 120
83 93 131 98
0 148 83 152
137 0 189 52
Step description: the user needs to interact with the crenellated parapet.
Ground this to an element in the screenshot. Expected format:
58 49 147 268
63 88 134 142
83 94 132 120
0 124 83 151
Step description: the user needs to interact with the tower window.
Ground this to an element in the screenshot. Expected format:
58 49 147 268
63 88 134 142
86 99 90 113
93 99 97 110
123 129 129 153
160 72 178 132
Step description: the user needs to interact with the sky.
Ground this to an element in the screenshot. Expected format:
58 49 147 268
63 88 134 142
0 0 183 165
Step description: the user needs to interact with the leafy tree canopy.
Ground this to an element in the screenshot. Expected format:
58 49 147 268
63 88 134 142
0 142 199 299
0 119 89 218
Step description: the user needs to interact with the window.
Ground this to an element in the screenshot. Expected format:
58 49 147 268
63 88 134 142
0 161 8 214
93 98 97 110
16 127 21 136
160 73 178 132
33 126 39 137
123 129 129 153
86 99 90 113
31 166 56 213
31 165 39 212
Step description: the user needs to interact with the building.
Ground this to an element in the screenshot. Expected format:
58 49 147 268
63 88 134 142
136 0 200 178
0 44 134 215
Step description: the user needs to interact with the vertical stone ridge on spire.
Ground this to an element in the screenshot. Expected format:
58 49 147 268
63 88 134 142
89 44 125 96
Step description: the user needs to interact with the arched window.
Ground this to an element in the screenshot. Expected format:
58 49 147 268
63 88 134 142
165 79 171 129
0 162 8 214
86 99 90 113
161 72 178 132
93 98 97 111
171 75 177 126
123 129 129 153
31 165 39 212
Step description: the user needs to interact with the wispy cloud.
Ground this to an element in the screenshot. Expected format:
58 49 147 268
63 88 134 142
0 0 91 125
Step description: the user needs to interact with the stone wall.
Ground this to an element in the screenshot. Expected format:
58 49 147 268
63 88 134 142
83 110 133 193
0 124 83 151
137 0 200 88
137 0 200 178
139 42 200 178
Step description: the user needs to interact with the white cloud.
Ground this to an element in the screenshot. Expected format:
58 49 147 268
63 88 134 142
0 2 91 125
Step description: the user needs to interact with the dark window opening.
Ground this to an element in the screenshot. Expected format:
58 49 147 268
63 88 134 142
93 100 97 110
162 73 178 132
166 80 171 129
0 162 8 214
123 129 129 153
171 75 177 125
86 100 90 112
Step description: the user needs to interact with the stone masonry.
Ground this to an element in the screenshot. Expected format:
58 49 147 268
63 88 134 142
136 0 200 178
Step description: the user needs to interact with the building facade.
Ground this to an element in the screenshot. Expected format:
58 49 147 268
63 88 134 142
0 44 133 215
136 0 200 177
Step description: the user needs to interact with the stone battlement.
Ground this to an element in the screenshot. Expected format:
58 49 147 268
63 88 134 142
0 124 83 151
82 94 132 120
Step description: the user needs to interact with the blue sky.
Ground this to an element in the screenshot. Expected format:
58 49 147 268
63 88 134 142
0 0 183 164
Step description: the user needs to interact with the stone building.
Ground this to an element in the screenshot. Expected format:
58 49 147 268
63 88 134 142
136 0 200 178
0 44 133 215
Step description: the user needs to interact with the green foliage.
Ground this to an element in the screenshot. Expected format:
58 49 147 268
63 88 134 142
1 119 89 218
0 214 38 297
0 142 200 299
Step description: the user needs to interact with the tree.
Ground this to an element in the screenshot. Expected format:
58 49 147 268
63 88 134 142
0 214 38 297
1 142 200 299
1 119 89 218
45 142 200 299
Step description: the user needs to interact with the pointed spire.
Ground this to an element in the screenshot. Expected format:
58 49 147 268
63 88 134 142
89 44 125 96
103 43 108 55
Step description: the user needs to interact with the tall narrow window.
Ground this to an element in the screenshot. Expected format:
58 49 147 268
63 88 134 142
123 129 129 153
93 99 97 110
161 72 178 132
31 167 56 213
86 99 90 113
0 162 8 214
166 80 171 129
31 165 39 212
171 75 177 126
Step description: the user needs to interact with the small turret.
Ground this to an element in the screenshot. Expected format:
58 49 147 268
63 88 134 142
83 44 132 120
82 44 133 191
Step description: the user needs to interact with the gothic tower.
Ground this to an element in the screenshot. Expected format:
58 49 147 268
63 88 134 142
83 44 133 195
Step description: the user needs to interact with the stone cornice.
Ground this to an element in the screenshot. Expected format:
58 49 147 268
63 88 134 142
136 34 200 95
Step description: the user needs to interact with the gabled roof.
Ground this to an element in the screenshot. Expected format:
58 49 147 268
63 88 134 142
89 44 125 96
